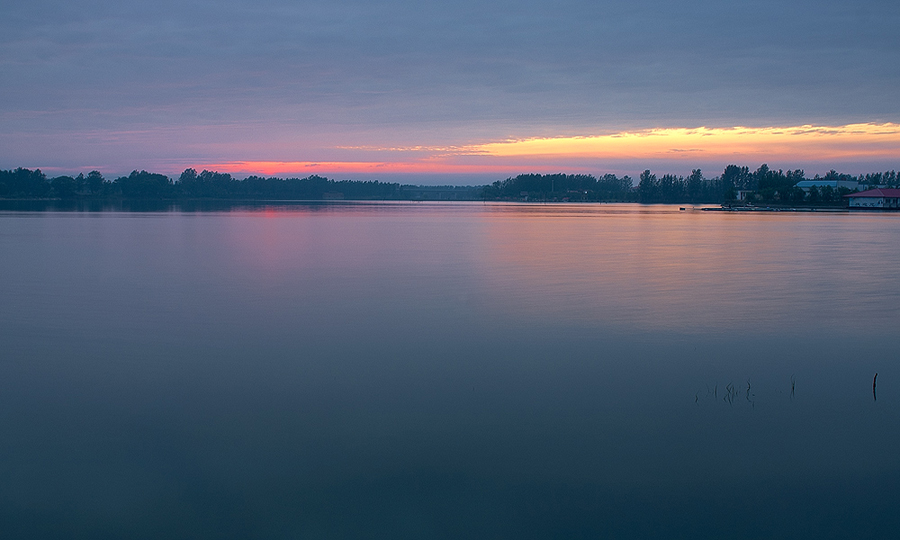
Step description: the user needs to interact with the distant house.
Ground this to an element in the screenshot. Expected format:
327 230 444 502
795 180 860 192
844 188 900 209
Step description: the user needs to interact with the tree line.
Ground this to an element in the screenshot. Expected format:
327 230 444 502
0 169 404 200
482 173 635 201
2 165 898 203
485 166 899 204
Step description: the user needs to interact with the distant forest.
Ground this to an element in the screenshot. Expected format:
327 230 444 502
1 165 898 204
0 169 424 200
484 166 898 204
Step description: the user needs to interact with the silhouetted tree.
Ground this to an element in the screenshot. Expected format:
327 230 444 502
86 171 105 195
50 176 77 198
721 165 752 201
807 185 820 203
638 170 657 202
0 168 49 197
116 170 173 198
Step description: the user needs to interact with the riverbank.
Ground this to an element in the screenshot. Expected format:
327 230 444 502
702 205 849 212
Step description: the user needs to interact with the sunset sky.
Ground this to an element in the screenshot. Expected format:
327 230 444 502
2 0 899 183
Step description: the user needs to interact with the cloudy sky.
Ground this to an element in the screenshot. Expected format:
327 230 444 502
2 0 899 182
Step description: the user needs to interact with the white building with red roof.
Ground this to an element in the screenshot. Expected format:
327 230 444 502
844 188 900 209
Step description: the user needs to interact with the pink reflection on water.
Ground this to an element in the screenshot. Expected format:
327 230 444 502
188 202 900 335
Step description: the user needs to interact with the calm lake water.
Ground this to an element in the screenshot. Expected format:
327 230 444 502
1 202 899 539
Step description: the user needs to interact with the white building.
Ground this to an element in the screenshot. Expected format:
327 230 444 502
845 188 900 209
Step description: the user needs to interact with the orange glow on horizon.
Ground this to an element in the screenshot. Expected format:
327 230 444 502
193 123 900 177
195 161 519 177
469 123 900 161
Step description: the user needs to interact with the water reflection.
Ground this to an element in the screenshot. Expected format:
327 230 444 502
477 204 900 333
0 203 899 538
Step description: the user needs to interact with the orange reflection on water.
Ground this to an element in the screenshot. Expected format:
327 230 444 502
475 205 887 333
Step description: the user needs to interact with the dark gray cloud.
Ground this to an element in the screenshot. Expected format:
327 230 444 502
2 0 899 171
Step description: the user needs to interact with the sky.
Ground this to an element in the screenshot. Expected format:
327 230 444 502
2 0 899 183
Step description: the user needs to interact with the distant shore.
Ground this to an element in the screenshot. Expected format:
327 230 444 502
702 206 849 212
3 166 898 207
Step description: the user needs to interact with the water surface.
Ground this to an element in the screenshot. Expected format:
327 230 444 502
1 202 898 539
